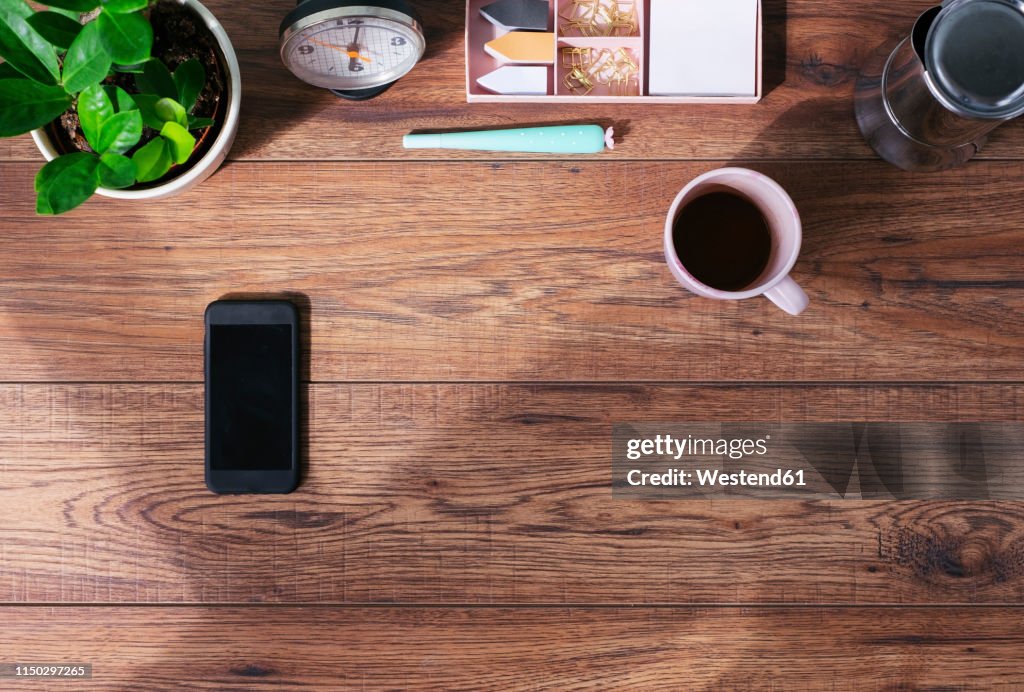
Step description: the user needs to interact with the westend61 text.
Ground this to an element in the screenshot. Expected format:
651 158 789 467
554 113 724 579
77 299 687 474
627 468 807 488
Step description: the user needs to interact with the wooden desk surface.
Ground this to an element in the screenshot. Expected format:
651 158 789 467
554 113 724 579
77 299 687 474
3 0 1024 688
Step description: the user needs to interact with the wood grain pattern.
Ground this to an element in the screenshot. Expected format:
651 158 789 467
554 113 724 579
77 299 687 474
1 161 1023 382
1 606 1023 690
1 0 1023 162
2 0 1024 683
3 383 1024 604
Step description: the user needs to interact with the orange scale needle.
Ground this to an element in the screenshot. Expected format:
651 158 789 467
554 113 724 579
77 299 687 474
309 37 372 62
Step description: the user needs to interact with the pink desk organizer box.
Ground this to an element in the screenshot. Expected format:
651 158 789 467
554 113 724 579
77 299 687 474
466 0 763 104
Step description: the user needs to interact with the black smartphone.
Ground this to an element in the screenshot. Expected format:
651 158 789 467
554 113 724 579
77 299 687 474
204 300 300 494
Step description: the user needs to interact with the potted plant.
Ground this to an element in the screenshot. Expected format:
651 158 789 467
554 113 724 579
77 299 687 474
0 0 241 214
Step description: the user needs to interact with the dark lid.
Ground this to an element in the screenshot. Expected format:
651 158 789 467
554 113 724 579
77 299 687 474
280 0 421 37
925 0 1024 118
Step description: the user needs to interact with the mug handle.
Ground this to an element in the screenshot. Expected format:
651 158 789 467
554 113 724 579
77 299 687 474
764 276 809 316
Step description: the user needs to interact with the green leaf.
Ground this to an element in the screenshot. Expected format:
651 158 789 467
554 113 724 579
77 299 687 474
0 1 61 85
75 81 110 144
99 0 148 12
0 78 71 136
154 96 186 127
78 83 141 153
96 9 150 65
0 60 23 79
1 1 32 21
26 11 82 50
131 92 162 129
131 136 171 182
135 58 175 99
47 8 85 20
187 115 213 130
96 151 134 188
159 120 194 164
111 61 144 73
172 58 203 112
96 109 141 153
34 151 99 215
0 1 30 20
62 20 111 93
135 94 191 131
43 0 99 11
107 81 135 110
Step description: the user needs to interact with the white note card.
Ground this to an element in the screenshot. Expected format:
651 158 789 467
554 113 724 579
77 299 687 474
649 0 757 96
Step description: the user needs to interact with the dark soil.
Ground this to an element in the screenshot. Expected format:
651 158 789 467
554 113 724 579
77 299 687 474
50 1 228 180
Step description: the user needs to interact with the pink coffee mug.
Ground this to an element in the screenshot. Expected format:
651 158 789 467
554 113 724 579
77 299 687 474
664 168 809 316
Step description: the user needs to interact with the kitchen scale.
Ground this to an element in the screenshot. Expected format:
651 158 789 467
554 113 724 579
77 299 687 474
279 0 427 100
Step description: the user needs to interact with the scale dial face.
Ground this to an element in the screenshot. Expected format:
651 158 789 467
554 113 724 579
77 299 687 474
281 7 426 91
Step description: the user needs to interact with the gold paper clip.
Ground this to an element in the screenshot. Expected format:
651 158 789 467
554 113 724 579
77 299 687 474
561 46 592 68
563 66 594 95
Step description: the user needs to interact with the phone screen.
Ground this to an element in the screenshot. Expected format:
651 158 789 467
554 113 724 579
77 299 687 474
208 324 293 470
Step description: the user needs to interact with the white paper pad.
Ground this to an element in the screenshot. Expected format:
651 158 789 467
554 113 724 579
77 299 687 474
477 66 548 94
649 0 757 96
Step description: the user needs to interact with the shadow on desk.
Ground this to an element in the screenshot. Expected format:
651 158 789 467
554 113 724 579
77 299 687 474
420 0 470 63
762 0 788 98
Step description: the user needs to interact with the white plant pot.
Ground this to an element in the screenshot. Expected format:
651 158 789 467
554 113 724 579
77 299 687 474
31 0 242 201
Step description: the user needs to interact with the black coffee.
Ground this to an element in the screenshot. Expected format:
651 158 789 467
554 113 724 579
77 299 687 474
672 192 772 292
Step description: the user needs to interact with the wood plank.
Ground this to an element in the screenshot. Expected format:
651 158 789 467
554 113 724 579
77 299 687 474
3 0 1024 162
1 161 1023 382
1 606 1023 689
3 383 1024 604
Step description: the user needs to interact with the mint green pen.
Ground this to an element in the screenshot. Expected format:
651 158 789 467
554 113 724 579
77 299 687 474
403 125 615 154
